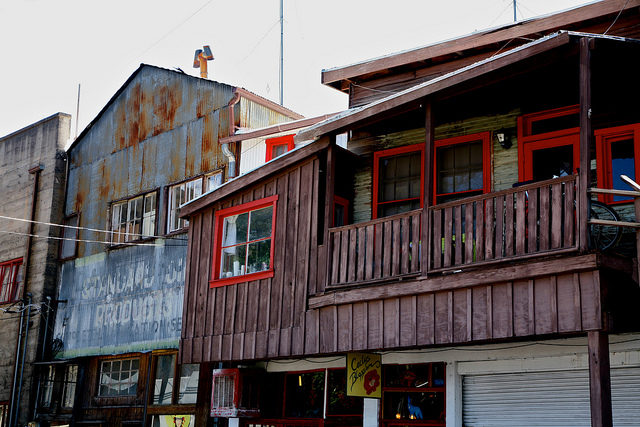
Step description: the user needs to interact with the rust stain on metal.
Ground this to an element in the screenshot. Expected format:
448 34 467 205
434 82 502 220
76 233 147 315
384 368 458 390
196 89 207 118
153 85 168 136
115 100 127 152
167 81 182 129
185 127 195 177
201 114 214 172
138 84 150 142
75 170 89 213
99 160 111 200
127 83 142 147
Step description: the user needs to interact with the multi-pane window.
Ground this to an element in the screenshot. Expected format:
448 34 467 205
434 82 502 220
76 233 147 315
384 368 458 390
167 178 203 233
206 170 224 192
0 402 8 427
152 354 176 405
99 358 140 397
111 192 156 244
434 132 490 204
62 365 78 408
39 365 55 407
373 144 424 218
0 259 22 303
212 196 277 286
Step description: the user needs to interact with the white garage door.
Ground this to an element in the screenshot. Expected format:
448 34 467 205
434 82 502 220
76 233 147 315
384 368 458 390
463 367 640 426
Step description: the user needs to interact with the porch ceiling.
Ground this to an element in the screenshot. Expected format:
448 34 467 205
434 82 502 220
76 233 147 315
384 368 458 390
297 32 639 143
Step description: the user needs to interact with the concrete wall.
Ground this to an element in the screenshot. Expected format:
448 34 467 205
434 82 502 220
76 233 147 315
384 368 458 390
0 113 70 424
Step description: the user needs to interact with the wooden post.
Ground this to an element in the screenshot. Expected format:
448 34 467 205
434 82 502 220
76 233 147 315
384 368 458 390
578 37 593 252
324 139 336 289
422 100 434 275
588 330 613 427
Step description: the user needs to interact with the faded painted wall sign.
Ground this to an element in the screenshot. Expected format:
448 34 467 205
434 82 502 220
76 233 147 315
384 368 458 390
53 241 187 358
346 352 382 398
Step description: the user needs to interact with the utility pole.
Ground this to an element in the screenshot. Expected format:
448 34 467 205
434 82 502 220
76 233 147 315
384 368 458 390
279 0 284 106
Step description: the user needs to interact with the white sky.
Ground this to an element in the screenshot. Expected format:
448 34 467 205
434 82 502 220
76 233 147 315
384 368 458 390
0 0 593 140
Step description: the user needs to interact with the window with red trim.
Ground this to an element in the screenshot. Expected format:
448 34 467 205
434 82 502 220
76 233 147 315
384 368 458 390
596 123 640 204
211 195 278 287
518 106 580 182
266 135 295 162
373 144 424 218
434 132 491 204
0 258 22 303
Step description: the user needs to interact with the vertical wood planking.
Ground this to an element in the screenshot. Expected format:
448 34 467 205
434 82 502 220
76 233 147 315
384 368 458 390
339 230 349 283
539 185 550 251
270 174 289 332
564 181 575 247
472 286 488 341
453 289 469 342
374 224 383 278
417 294 435 345
465 203 474 264
435 292 451 344
443 207 452 268
185 215 202 343
357 227 366 280
337 305 353 352
282 166 301 333
331 233 340 285
308 158 319 295
528 188 538 253
411 213 421 272
512 279 531 336
551 182 563 249
348 228 357 282
383 299 400 348
365 225 375 279
505 193 514 257
475 201 484 261
484 198 494 260
295 163 314 328
495 195 504 259
392 219 402 276
352 302 368 350
401 216 411 274
368 300 384 349
383 222 393 277
432 210 442 269
399 296 417 347
515 191 525 255
454 206 463 265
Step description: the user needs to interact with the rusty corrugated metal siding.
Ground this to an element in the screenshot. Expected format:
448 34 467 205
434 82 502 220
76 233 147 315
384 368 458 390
66 66 235 258
238 98 296 129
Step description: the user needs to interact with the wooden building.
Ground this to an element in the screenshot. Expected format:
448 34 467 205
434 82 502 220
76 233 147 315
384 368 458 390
35 64 302 426
180 1 640 426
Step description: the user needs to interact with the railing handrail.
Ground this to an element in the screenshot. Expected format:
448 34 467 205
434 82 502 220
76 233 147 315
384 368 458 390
328 208 422 232
429 174 577 211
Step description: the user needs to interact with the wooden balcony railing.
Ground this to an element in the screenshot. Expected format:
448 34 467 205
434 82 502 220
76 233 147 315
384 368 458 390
427 175 579 272
327 209 422 286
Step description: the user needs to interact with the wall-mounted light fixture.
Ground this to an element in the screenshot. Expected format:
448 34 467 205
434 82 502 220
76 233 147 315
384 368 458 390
493 128 514 149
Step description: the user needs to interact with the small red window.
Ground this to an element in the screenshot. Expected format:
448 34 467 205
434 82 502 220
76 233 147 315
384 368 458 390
0 258 22 303
265 135 295 162
333 196 349 227
596 123 640 204
210 195 278 288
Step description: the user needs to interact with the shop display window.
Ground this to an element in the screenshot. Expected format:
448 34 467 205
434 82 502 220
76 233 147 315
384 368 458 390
382 363 445 426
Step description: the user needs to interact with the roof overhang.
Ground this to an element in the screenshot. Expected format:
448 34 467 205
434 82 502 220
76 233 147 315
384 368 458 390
321 0 640 90
299 32 637 142
219 113 337 144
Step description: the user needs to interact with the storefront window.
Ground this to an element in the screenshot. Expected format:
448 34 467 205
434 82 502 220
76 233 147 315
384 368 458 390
153 354 176 405
382 363 445 426
178 364 199 404
284 371 325 418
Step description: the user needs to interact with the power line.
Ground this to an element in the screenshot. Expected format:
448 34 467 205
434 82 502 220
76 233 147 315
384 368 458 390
604 0 631 35
0 229 185 247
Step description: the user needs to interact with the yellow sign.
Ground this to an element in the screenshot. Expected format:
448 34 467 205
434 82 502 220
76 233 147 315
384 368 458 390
346 352 382 398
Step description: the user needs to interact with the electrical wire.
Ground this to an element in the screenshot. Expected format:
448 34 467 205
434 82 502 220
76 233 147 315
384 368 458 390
604 0 631 35
0 229 185 247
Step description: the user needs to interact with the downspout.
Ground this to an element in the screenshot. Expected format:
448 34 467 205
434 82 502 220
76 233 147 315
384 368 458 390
32 295 52 420
224 90 241 179
22 165 43 300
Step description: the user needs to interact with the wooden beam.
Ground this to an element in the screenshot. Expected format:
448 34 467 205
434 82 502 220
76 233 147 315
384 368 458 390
321 0 640 86
423 101 434 275
579 37 593 252
588 330 613 427
309 254 602 309
324 141 336 291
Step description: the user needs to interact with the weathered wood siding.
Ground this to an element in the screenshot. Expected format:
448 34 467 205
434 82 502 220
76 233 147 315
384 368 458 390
310 270 602 354
350 111 520 223
181 156 321 363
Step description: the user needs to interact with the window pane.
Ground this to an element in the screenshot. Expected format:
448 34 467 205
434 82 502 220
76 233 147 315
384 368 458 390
62 365 78 408
377 149 422 216
60 215 79 259
178 364 200 404
248 206 273 241
531 144 573 181
610 137 635 202
247 239 271 274
99 358 139 397
436 141 483 197
272 144 288 159
285 371 325 418
207 172 223 191
153 354 176 405
222 212 248 246
221 244 247 278
327 369 363 415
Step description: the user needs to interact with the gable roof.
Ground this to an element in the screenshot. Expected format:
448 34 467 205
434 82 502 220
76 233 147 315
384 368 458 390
321 0 640 90
300 31 638 142
68 64 302 152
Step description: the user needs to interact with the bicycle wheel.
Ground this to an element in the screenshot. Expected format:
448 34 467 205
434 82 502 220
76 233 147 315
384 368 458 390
589 200 622 251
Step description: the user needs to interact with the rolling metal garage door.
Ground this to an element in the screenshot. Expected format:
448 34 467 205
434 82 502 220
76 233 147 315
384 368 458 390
462 367 640 426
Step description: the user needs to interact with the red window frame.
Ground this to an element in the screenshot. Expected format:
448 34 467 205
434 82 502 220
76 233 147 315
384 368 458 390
0 258 22 304
373 144 425 219
210 195 278 288
517 105 580 182
433 132 491 205
595 123 640 204
266 135 295 162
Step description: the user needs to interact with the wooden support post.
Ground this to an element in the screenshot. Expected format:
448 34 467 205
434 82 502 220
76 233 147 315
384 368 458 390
578 37 593 252
324 139 336 289
588 330 613 427
422 100 434 275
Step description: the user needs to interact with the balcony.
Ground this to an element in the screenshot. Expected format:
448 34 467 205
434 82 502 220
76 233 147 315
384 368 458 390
326 175 584 287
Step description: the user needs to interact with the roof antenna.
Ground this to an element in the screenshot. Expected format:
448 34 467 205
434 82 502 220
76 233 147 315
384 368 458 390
193 45 214 79
75 83 81 139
